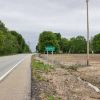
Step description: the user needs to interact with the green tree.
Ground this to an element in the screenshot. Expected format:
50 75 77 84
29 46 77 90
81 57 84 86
92 33 100 53
70 36 87 53
10 31 30 53
0 21 7 31
0 21 31 56
60 38 70 53
0 31 19 55
54 33 61 49
37 31 60 53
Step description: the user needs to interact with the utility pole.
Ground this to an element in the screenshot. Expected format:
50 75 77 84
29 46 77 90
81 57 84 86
86 0 90 66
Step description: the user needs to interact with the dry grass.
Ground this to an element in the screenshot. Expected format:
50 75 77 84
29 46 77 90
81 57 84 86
32 54 100 100
41 54 100 66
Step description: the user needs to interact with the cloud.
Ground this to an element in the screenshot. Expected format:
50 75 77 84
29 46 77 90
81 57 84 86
0 0 100 51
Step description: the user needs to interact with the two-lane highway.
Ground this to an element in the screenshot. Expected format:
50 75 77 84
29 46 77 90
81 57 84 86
0 54 27 81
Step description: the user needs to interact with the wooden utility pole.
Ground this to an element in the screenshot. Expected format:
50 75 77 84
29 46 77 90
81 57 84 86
86 0 90 66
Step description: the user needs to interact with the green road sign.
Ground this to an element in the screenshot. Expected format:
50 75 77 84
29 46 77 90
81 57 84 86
45 46 55 52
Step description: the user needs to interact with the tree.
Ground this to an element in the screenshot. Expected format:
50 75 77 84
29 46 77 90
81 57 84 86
54 33 61 49
37 31 60 53
10 31 30 53
92 33 100 53
0 21 31 56
0 20 8 32
0 31 19 55
70 36 87 53
60 38 70 53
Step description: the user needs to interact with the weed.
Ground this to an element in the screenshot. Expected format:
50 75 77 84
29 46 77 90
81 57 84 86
48 96 55 100
58 97 62 100
67 65 78 71
32 59 53 73
32 59 54 81
62 64 82 71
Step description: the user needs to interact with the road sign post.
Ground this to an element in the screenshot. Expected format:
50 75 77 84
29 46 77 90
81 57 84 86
45 46 55 64
52 50 54 64
47 50 48 63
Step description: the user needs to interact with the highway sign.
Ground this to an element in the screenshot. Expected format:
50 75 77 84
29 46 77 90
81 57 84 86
45 46 55 52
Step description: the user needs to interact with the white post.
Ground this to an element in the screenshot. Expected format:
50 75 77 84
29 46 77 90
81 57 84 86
47 50 48 64
52 50 53 64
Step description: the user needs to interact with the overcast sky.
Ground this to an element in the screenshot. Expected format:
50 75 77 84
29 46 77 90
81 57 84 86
0 0 100 51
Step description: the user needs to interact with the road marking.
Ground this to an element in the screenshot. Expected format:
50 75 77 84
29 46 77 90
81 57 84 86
0 56 27 81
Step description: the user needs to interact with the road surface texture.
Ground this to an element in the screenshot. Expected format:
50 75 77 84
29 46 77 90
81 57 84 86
0 54 31 100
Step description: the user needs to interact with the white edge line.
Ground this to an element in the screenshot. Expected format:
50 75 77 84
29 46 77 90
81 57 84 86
0 56 27 81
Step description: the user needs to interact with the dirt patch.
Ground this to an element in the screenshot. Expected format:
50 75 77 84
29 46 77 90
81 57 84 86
78 64 100 90
31 58 56 100
41 54 100 65
43 68 100 100
31 78 41 100
31 55 100 100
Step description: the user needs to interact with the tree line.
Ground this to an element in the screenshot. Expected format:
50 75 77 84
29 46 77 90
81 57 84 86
36 31 100 54
0 21 31 56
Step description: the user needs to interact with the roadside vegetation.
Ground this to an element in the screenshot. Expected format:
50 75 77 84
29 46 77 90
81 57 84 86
32 59 53 82
32 59 52 73
36 31 100 54
31 56 100 100
31 57 57 100
0 20 31 56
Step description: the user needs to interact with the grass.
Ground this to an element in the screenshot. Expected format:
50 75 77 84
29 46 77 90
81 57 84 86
60 63 83 71
31 58 62 100
48 96 62 100
32 59 54 81
67 64 85 71
32 59 53 73
33 72 46 81
48 96 55 100
67 64 79 71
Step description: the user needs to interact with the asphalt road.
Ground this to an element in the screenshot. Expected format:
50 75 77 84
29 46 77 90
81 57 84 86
0 54 27 80
0 54 31 100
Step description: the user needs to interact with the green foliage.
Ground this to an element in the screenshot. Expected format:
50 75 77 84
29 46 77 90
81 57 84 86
70 36 87 53
37 31 60 53
60 38 70 53
32 59 53 72
0 20 8 32
54 33 61 46
10 31 30 53
0 20 31 56
92 33 100 53
32 59 53 81
36 31 87 54
48 96 55 100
